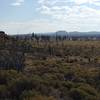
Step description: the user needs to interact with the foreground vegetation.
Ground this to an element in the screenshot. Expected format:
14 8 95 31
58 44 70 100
0 32 100 100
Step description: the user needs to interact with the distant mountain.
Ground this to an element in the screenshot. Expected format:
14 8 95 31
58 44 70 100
55 31 68 36
39 31 100 36
69 31 100 37
11 30 100 40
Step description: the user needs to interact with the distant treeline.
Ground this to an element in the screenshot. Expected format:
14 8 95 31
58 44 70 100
13 31 100 41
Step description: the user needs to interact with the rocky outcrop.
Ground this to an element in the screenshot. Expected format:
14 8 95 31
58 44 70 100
0 31 9 41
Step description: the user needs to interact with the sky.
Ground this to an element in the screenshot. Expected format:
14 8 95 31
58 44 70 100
0 0 100 34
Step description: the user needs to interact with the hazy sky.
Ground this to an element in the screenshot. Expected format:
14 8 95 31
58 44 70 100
0 0 100 34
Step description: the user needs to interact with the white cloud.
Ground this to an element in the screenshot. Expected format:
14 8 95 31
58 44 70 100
11 0 24 6
75 0 100 5
37 0 100 27
4 0 100 33
1 17 100 34
38 0 100 18
0 20 61 34
32 0 100 32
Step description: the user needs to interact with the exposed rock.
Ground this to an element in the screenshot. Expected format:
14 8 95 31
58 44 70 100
0 31 10 42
